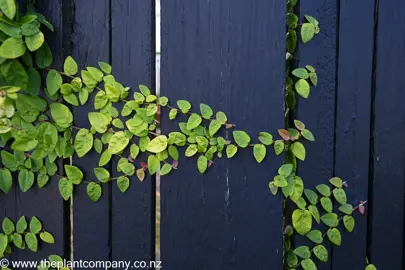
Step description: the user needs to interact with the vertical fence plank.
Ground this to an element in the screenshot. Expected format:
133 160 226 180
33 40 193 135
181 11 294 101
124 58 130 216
296 1 338 269
71 0 111 263
161 1 285 269
371 0 405 268
332 1 375 269
14 0 66 262
110 0 154 262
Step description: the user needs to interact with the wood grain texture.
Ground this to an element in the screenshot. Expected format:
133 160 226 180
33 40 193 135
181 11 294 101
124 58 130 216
296 0 338 269
371 0 405 268
110 0 154 262
332 1 375 269
160 1 285 269
14 0 66 262
71 0 111 263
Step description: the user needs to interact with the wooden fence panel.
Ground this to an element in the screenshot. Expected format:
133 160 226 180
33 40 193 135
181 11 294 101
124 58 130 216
110 0 154 262
332 0 375 269
71 0 111 264
160 1 285 269
371 0 405 268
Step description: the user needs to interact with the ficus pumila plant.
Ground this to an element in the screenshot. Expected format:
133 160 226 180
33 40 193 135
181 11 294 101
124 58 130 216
0 0 376 269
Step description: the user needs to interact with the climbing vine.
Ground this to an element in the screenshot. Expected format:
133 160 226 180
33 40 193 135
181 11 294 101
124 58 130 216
0 0 377 269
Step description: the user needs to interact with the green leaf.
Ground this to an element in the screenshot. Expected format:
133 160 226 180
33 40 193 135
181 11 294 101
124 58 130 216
168 145 179 160
37 173 49 188
46 69 63 96
333 188 347 205
13 233 24 249
74 129 93 157
146 103 157 116
79 89 89 105
329 177 343 188
94 168 110 183
2 59 28 89
301 259 316 270
2 217 14 235
35 42 52 68
0 168 12 193
108 131 130 154
120 162 135 176
343 215 355 232
25 232 38 252
200 104 213 119
310 72 318 86
273 175 288 187
87 182 102 202
94 91 108 109
226 144 237 158
139 84 151 96
209 120 221 136
177 100 191 113
366 265 377 270
294 245 310 259
327 228 341 246
320 197 333 213
304 189 318 205
26 67 41 95
185 144 198 157
253 144 266 163
0 0 16 19
169 108 178 120
306 230 323 244
18 169 34 192
291 141 306 160
292 209 312 235
25 32 45 52
64 165 83 185
339 204 353 215
0 37 25 58
278 164 293 177
50 103 73 128
88 112 109 133
258 132 273 145
64 56 78 76
40 231 55 244
29 216 42 234
321 213 339 227
99 150 112 166
98 62 112 74
148 155 160 175
274 140 284 155
58 178 73 200
129 144 140 160
295 79 310 98
112 118 124 129
268 182 278 195
286 250 298 268
0 233 7 254
21 23 39 36
160 164 172 176
292 68 309 79
216 111 227 124
147 135 168 153
1 151 17 171
301 129 315 141
117 176 130 192
301 23 315 43
16 216 27 234
233 130 250 148
197 155 208 174
316 184 331 196
313 245 328 262
187 113 202 130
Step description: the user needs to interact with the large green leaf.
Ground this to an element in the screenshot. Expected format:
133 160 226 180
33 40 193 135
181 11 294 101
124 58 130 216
146 135 167 153
88 112 109 133
29 216 42 234
64 165 83 185
292 209 312 235
108 131 129 154
25 32 45 52
74 129 93 157
233 130 251 148
94 168 110 183
301 23 315 43
25 232 38 252
50 103 73 128
187 113 202 130
0 37 25 58
0 0 16 19
1 59 29 89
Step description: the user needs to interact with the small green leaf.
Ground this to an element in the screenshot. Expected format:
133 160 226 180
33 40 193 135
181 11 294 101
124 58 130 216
320 197 333 213
294 245 311 259
333 188 347 205
46 69 63 96
197 155 208 174
185 144 198 157
316 184 331 196
339 204 353 215
94 168 110 183
327 228 341 246
148 155 160 175
273 175 288 188
295 79 310 98
278 164 293 177
321 213 339 227
313 245 328 262
301 23 315 43
343 215 355 232
306 230 323 244
50 103 73 128
168 145 179 160
0 233 6 254
117 176 130 192
0 37 25 58
209 120 221 136
253 144 266 163
160 164 172 176
226 144 238 158
18 169 34 192
2 217 14 235
329 177 343 188
87 182 102 202
291 141 306 160
74 129 93 157
0 0 16 19
25 32 45 52
0 168 12 193
147 135 168 154
200 104 213 119
304 189 318 205
64 165 83 185
58 178 73 200
310 72 318 86
301 258 316 270
16 216 27 234
139 84 151 96
35 42 52 68
258 132 273 145
13 233 24 249
187 113 202 130
216 111 227 124
292 209 312 235
366 265 377 270
29 216 42 234
98 62 112 74
301 129 315 141
177 100 191 113
64 56 78 76
130 144 140 159
37 173 50 188
108 131 130 154
169 108 178 120
292 68 309 79
274 140 284 155
25 232 38 252
233 130 251 148
40 231 55 244
268 182 278 195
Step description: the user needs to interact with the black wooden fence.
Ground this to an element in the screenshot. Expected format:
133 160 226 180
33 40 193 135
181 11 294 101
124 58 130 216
1 0 404 269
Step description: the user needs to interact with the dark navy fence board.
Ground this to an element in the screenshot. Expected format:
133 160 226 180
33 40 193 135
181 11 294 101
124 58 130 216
111 0 154 262
332 0 375 269
160 1 285 269
71 0 111 264
371 0 405 268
